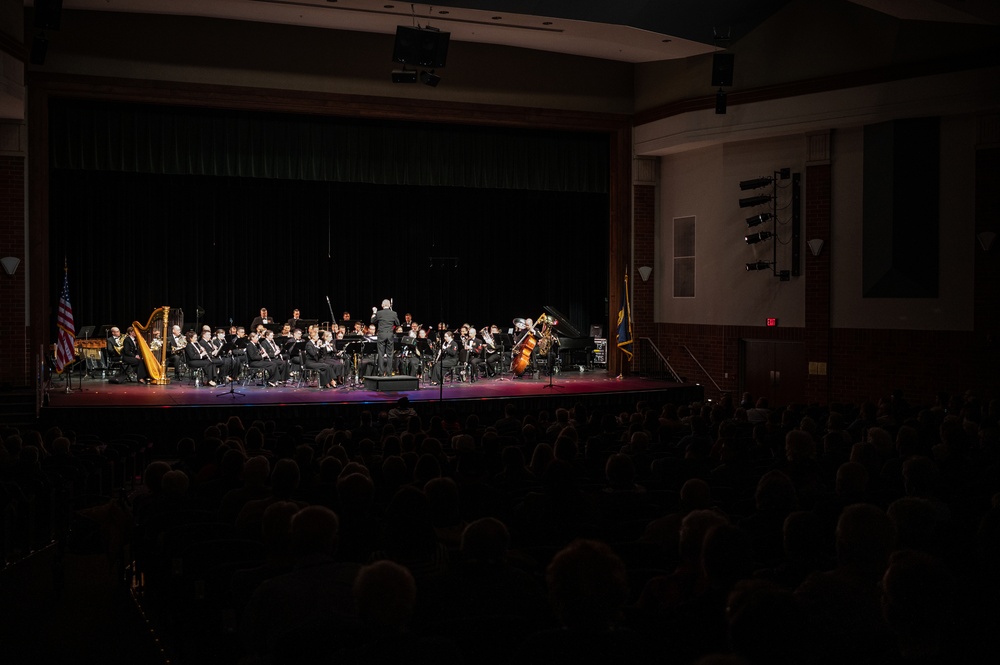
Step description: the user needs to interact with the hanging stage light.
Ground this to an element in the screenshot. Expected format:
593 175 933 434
746 261 772 271
739 176 774 191
739 195 771 208
746 212 772 228
745 231 773 244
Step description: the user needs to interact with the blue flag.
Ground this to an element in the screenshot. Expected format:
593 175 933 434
617 272 633 361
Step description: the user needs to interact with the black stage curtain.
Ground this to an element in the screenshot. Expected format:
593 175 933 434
48 99 610 335
51 171 608 335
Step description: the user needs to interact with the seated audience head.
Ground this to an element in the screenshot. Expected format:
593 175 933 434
289 505 339 557
461 517 511 564
835 503 896 579
546 539 629 632
354 560 417 631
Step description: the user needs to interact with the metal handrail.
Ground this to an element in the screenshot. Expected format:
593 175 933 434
681 345 723 394
637 337 682 382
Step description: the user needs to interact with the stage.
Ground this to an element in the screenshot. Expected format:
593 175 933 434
39 369 703 442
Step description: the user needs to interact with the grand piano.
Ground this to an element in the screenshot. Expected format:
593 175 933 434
543 305 596 370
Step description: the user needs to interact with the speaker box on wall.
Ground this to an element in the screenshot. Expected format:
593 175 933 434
34 0 63 30
712 53 735 87
30 35 49 65
392 26 450 68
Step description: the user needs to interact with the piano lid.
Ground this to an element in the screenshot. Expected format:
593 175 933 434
542 305 582 338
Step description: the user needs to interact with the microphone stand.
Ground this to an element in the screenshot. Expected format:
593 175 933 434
217 334 244 399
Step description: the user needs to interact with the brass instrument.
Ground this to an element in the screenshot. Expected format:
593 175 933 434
134 306 184 385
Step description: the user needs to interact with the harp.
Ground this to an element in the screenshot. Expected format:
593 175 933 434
133 306 184 385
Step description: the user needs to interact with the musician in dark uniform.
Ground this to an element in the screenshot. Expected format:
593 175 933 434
371 299 400 377
246 332 281 386
122 326 149 383
167 324 187 379
250 307 274 331
430 330 460 385
184 330 217 386
305 328 336 389
261 329 290 383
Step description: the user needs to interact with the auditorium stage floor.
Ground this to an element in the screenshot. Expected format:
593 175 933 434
38 369 704 436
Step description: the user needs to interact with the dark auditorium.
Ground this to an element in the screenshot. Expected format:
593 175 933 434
2 1 999 664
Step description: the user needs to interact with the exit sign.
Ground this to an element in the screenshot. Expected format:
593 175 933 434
766 317 778 327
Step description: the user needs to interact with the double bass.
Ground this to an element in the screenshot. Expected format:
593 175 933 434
510 314 545 376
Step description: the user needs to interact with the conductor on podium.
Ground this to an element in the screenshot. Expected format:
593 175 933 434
371 299 399 377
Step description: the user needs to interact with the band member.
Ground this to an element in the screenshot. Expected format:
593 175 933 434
261 329 291 383
430 330 459 385
246 332 281 386
480 325 502 377
416 327 434 380
122 326 149 384
167 324 187 378
149 328 163 353
319 329 346 384
250 307 273 331
216 328 241 381
203 329 235 383
287 308 304 330
304 328 337 389
286 327 306 379
107 326 124 361
466 327 484 382
184 330 217 386
401 312 415 332
371 299 400 377
358 324 378 377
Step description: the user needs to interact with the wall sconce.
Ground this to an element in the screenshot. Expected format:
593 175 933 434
1 256 19 275
807 239 824 256
637 266 653 282
978 231 996 252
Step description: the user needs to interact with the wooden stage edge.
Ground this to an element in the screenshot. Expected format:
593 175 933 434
39 371 704 441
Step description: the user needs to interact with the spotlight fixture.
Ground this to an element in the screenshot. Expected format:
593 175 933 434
745 231 773 245
739 176 774 191
739 195 771 208
746 261 771 271
391 68 417 83
420 69 441 87
746 212 772 228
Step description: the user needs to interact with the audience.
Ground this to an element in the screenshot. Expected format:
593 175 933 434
3 386 999 665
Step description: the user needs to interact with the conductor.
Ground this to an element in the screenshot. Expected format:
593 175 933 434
371 299 400 377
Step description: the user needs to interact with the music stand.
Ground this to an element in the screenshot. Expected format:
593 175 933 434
77 325 95 339
216 339 244 399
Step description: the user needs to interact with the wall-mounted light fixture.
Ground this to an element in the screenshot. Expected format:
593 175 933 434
807 239 824 256
637 266 653 282
739 168 798 280
1 256 19 275
745 231 773 245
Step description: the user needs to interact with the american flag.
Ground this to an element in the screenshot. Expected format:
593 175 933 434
55 264 76 373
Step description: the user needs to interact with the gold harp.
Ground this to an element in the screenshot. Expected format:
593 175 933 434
133 306 184 385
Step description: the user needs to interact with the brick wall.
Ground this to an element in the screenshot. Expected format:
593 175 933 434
633 183 656 365
0 155 28 388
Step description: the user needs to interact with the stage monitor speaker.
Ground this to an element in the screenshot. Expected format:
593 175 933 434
34 0 63 30
711 53 735 87
392 26 450 68
364 375 419 391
